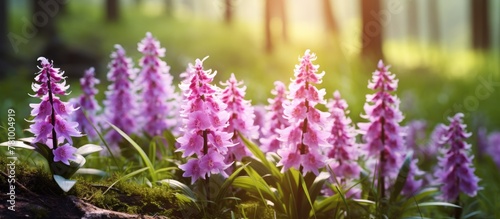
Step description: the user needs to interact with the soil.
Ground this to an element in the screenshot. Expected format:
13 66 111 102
0 193 168 219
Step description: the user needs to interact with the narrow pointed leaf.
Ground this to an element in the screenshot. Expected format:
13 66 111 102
53 175 77 192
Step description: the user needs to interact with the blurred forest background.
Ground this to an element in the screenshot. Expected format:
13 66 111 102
0 0 499 136
1 1 500 216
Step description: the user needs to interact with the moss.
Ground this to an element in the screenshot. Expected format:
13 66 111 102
0 157 186 218
237 201 275 219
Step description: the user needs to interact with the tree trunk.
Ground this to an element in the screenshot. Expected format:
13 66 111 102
32 0 57 37
224 0 233 24
0 0 7 52
428 0 440 44
407 0 418 39
165 0 174 17
360 0 384 61
322 0 338 34
471 0 490 50
0 0 7 78
277 0 288 42
264 0 273 53
106 0 119 22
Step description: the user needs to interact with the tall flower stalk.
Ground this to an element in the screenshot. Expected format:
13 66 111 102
261 81 289 153
29 57 81 164
358 60 404 198
137 32 178 136
435 113 480 203
220 73 258 164
487 132 500 169
326 90 360 182
277 50 330 176
102 44 138 153
176 57 233 184
71 67 100 140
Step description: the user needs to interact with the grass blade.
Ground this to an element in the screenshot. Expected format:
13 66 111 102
390 151 413 203
108 122 157 182
103 167 149 195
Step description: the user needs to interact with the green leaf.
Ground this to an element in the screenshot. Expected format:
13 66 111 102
0 140 36 149
352 198 376 205
159 179 197 200
390 151 413 203
232 176 278 205
463 211 482 219
214 163 249 203
86 113 120 167
76 144 103 156
50 154 86 178
308 172 330 204
335 185 350 215
299 173 316 219
154 167 177 174
402 217 433 219
239 132 282 178
148 140 157 166
313 193 342 214
401 187 438 210
75 168 107 176
108 122 157 183
53 175 77 192
408 201 461 209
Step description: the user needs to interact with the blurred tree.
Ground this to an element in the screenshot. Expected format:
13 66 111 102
264 0 288 53
407 0 418 39
32 0 57 36
277 0 288 42
225 0 233 24
322 0 338 34
264 0 272 52
360 0 384 61
106 0 120 22
471 0 490 50
428 0 440 44
0 0 7 78
165 0 174 17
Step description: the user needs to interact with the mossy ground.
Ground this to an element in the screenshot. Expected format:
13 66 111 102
0 156 278 218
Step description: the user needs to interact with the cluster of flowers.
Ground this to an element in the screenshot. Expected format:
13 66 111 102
47 38 482 201
70 33 178 154
29 57 81 165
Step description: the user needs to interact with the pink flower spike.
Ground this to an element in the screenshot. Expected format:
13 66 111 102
220 73 259 165
261 81 289 153
358 60 404 179
325 90 360 179
71 67 101 140
435 113 480 201
29 57 80 148
102 44 138 150
53 143 78 165
137 32 178 136
176 57 233 183
487 132 500 169
277 50 330 175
